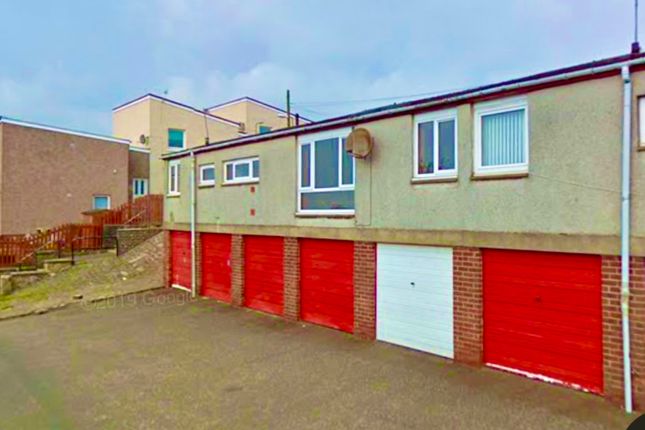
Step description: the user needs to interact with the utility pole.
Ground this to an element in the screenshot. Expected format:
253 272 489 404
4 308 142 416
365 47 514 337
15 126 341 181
286 89 292 127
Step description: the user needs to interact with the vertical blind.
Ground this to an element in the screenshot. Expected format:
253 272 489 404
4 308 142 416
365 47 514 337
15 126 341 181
481 109 526 167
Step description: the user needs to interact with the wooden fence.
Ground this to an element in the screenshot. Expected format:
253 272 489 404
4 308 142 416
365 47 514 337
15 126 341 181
87 194 163 227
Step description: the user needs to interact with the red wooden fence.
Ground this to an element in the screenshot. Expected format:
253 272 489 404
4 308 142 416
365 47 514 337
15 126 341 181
87 194 163 227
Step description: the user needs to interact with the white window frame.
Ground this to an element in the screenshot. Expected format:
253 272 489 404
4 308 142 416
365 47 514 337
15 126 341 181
413 109 458 181
168 160 181 196
223 157 259 185
168 128 186 152
474 97 529 177
93 195 111 210
297 127 355 215
132 178 149 198
199 164 216 186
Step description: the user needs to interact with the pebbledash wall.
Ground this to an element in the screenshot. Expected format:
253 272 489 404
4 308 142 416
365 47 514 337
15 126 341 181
162 57 645 409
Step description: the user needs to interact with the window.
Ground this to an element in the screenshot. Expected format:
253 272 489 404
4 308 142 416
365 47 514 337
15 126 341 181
132 178 148 198
639 96 645 146
413 110 457 180
93 195 110 210
199 164 215 186
474 98 528 176
168 161 181 195
298 128 354 214
224 157 260 184
168 129 185 150
258 124 272 134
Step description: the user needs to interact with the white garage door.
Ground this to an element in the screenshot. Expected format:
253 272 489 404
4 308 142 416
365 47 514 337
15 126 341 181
377 244 454 358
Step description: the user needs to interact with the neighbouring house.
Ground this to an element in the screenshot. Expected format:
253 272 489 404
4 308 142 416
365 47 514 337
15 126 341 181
112 93 307 196
161 51 645 410
0 116 148 234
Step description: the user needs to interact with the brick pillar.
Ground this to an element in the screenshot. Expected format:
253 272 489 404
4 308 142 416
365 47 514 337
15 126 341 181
602 255 645 410
164 230 171 288
283 237 300 322
453 247 483 366
354 242 376 339
231 235 245 307
194 233 202 296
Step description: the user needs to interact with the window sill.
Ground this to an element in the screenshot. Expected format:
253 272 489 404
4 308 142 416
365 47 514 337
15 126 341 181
411 176 458 185
295 211 355 219
198 183 215 188
471 172 529 181
167 147 185 152
222 180 259 187
166 193 181 198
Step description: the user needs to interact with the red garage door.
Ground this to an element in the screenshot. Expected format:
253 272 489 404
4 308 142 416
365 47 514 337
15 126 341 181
170 231 191 290
244 236 284 316
201 233 232 302
300 239 354 333
483 249 603 393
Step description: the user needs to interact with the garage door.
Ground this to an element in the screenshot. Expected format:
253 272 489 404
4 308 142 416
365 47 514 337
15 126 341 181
483 249 603 393
170 231 191 291
377 244 453 358
244 236 284 316
201 233 232 302
300 239 354 333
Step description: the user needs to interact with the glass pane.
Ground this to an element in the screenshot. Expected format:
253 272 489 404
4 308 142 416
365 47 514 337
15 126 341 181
252 159 260 178
341 138 354 185
168 129 184 148
235 162 249 178
438 120 456 170
93 196 109 210
226 164 233 180
301 144 311 187
202 166 215 181
169 166 176 192
418 122 434 174
301 190 354 210
259 125 271 134
314 138 339 188
481 109 525 166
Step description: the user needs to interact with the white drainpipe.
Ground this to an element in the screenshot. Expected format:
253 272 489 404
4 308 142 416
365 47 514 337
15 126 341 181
620 65 633 414
190 151 197 299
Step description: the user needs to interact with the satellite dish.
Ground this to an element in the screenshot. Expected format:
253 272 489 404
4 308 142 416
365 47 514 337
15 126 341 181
345 128 373 159
139 134 148 145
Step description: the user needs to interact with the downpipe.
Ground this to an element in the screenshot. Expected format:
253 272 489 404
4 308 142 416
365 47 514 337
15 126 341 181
190 151 197 299
620 65 633 414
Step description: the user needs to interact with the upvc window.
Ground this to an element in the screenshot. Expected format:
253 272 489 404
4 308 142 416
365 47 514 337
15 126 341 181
224 157 259 184
168 161 181 195
168 129 185 150
199 164 215 186
258 124 272 134
298 128 354 214
413 110 457 180
132 178 148 198
93 195 110 210
474 98 528 176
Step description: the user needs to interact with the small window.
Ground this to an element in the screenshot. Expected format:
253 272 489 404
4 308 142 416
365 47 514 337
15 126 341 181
298 128 354 214
199 164 215 186
258 124 272 134
474 98 528 176
132 178 148 198
93 195 110 210
413 110 457 180
168 129 185 150
168 161 181 195
223 157 260 184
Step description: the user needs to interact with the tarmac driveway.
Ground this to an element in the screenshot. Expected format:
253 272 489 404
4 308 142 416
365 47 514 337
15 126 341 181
0 289 636 429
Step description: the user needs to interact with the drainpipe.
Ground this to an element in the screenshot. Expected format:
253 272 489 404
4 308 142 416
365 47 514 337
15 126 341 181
620 65 633 414
190 151 197 299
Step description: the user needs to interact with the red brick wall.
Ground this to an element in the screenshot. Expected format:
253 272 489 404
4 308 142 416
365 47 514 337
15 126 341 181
194 233 202 296
231 234 245 307
164 230 171 288
283 237 300 321
354 242 376 340
602 255 645 410
453 247 483 366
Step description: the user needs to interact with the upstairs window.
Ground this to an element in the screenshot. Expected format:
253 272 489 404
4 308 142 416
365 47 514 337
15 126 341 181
199 164 215 186
258 124 272 134
132 178 148 198
298 128 354 214
93 195 110 210
168 129 185 150
414 110 457 180
474 98 528 176
168 161 181 195
224 157 260 184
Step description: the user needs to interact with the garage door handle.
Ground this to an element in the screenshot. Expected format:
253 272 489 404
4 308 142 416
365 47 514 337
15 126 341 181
535 296 542 303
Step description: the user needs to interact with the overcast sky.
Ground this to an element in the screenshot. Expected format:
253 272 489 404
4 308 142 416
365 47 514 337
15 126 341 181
0 0 639 134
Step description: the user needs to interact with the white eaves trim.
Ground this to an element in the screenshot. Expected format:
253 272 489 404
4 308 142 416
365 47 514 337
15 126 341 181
208 96 313 123
128 146 151 154
113 94 240 127
0 117 131 145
